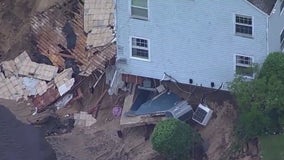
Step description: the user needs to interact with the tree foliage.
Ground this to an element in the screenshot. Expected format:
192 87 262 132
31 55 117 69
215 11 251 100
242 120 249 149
259 52 284 80
230 52 284 141
151 118 200 160
235 107 269 141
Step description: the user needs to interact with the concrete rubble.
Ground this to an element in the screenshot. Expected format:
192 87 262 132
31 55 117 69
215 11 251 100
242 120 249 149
74 111 97 127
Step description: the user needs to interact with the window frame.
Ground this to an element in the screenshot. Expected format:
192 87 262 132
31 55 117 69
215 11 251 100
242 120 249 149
130 0 149 20
234 14 253 38
130 36 150 61
234 54 254 78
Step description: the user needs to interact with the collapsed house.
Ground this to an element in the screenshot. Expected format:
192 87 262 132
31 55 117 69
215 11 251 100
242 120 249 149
31 0 115 77
0 0 116 118
0 51 78 111
29 0 115 113
0 0 213 128
0 51 57 101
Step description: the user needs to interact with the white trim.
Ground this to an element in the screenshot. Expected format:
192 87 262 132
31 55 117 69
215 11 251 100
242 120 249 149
266 16 269 55
129 36 151 62
280 0 284 15
234 54 255 79
234 14 254 38
129 0 149 20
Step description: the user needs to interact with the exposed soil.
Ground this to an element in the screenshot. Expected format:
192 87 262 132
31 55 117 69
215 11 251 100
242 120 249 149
45 75 163 160
0 0 34 61
0 1 259 160
198 101 237 160
0 0 62 61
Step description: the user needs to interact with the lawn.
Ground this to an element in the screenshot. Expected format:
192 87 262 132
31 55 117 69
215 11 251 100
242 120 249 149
260 134 284 160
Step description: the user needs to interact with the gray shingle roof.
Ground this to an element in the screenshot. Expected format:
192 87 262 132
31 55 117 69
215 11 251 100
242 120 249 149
247 0 277 14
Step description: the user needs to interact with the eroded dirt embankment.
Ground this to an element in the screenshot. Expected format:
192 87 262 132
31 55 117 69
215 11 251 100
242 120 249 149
0 0 60 61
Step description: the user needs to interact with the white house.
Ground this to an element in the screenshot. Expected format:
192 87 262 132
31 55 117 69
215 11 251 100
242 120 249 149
114 0 284 90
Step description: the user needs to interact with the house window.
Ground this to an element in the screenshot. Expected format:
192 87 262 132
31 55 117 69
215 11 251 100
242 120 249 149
281 28 284 50
235 55 254 77
131 0 148 20
235 15 253 37
281 0 284 14
131 37 149 59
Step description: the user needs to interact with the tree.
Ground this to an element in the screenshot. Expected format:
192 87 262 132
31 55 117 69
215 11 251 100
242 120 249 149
151 118 201 160
235 107 269 141
230 52 284 141
259 52 284 81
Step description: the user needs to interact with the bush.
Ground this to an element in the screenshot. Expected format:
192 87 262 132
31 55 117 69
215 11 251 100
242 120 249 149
235 108 269 141
230 52 284 142
151 118 200 160
259 52 284 81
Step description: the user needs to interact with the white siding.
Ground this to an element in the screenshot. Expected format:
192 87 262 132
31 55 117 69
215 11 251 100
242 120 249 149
268 0 284 52
116 0 268 89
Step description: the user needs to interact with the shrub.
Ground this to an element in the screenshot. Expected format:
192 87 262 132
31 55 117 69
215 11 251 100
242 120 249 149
151 118 200 160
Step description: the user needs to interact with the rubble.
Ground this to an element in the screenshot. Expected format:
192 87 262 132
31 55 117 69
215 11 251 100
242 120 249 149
32 85 60 112
1 60 17 77
84 0 115 47
54 68 75 96
0 50 82 114
34 64 58 81
13 51 58 80
31 1 116 76
74 111 97 127
0 76 26 101
0 0 117 131
54 94 73 110
22 77 48 96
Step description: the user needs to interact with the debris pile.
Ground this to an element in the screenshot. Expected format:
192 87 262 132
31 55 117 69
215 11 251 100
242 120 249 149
84 0 115 47
74 111 97 127
0 51 59 101
0 51 79 113
31 0 115 77
0 0 116 127
54 68 75 96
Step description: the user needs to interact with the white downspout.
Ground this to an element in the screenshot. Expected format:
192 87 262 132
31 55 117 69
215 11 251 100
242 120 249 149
266 16 269 55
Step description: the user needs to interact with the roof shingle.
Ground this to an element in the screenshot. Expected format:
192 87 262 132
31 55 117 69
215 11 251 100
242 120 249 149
247 0 277 14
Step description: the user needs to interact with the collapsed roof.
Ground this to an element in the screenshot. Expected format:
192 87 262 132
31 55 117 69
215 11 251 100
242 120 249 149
31 0 116 76
84 0 115 47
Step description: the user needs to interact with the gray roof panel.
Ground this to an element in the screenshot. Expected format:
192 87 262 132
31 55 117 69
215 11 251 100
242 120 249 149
247 0 277 14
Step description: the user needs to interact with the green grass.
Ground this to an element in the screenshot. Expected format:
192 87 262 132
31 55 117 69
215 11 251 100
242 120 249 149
260 134 284 160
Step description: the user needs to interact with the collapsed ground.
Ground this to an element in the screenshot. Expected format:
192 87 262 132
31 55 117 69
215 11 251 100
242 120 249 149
0 0 261 160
